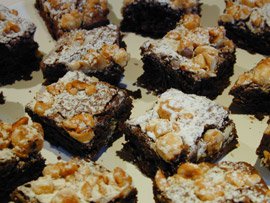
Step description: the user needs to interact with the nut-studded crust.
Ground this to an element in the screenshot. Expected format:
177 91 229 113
10 159 137 203
219 0 270 55
35 0 110 40
230 58 270 114
153 162 270 202
120 0 201 38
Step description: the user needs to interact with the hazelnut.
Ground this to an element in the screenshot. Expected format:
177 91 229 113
3 21 21 34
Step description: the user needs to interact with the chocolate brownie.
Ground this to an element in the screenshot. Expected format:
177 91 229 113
121 0 201 38
0 117 45 197
154 161 270 202
257 124 270 169
11 158 137 203
230 58 270 113
41 24 129 85
35 0 109 40
0 4 41 86
219 0 270 55
138 14 236 99
122 89 238 178
26 71 133 159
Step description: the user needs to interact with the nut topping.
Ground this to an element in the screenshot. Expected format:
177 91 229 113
203 129 224 155
177 163 203 179
3 21 20 33
60 10 82 30
0 13 6 21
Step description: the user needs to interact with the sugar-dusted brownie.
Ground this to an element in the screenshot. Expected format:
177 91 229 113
120 0 201 38
154 161 270 202
219 0 270 55
0 117 45 197
26 71 133 159
257 124 270 169
41 24 129 85
230 58 270 113
11 158 138 203
122 89 238 178
35 0 109 40
0 4 41 86
138 14 236 99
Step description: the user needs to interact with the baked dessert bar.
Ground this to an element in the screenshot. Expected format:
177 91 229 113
122 89 238 177
154 161 270 202
41 24 129 85
11 158 138 202
0 117 45 197
230 58 270 113
120 0 201 38
219 0 270 55
35 0 109 40
257 124 270 169
139 14 236 99
26 71 133 159
0 4 41 86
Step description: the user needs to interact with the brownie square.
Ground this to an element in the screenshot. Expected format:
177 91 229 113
35 0 109 40
120 0 201 38
26 71 133 159
219 0 270 55
138 14 236 99
41 24 129 85
153 161 270 202
229 58 270 113
257 124 270 169
122 89 238 178
0 4 41 86
11 158 138 203
0 117 45 197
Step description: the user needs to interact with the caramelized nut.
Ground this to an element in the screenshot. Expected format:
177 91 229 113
145 119 172 138
12 117 29 129
34 101 52 116
32 178 54 195
46 83 64 96
60 10 82 30
195 183 224 201
171 0 196 8
203 129 224 155
0 122 12 149
225 171 245 187
252 58 270 86
245 174 261 186
81 181 94 199
3 21 20 33
43 162 78 179
113 167 132 187
10 9 18 16
177 163 202 180
156 132 183 161
155 170 169 191
182 14 200 30
66 80 96 95
157 100 182 119
51 188 79 203
0 13 6 21
48 0 60 9
166 31 181 40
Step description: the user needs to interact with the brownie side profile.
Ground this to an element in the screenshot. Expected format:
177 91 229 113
26 71 133 159
219 0 270 55
138 14 236 99
41 25 129 85
11 158 138 203
120 0 201 38
121 89 238 178
35 0 109 40
0 117 45 197
153 161 270 202
230 58 270 113
0 4 41 86
257 124 270 169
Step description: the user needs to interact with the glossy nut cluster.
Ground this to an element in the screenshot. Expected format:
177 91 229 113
3 21 20 33
0 117 44 158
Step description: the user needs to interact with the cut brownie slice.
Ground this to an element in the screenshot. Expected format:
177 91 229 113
41 24 129 85
120 0 201 38
219 0 270 55
122 89 238 178
35 0 109 40
26 71 133 159
0 117 45 197
0 4 41 86
154 161 270 202
139 14 236 99
11 158 138 203
257 124 270 169
230 58 270 113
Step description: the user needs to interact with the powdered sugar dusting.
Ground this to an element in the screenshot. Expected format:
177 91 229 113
0 4 36 45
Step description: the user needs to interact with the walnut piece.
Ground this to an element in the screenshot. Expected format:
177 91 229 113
203 129 224 155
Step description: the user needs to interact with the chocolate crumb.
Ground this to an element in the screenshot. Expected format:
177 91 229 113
0 92 5 104
254 114 264 121
125 89 142 99
57 156 62 160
